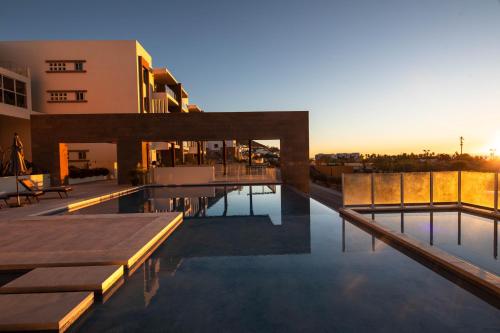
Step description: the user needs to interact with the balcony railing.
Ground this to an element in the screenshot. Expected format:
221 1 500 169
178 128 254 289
165 86 177 101
151 99 167 113
0 61 29 77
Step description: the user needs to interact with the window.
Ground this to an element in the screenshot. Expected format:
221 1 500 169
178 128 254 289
1 75 16 106
15 80 26 94
15 80 27 108
76 91 85 101
50 92 67 101
4 90 15 105
47 90 86 103
3 76 14 91
74 62 84 71
48 62 67 72
78 151 86 160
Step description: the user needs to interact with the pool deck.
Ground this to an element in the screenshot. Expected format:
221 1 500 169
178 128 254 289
0 292 94 332
0 180 137 221
0 181 184 332
0 213 183 271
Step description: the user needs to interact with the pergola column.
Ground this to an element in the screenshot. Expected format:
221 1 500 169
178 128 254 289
248 139 252 166
117 139 147 185
170 142 176 167
222 140 227 175
179 141 184 164
197 141 201 165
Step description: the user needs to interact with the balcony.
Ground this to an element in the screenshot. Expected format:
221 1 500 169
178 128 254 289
165 85 178 101
0 61 29 77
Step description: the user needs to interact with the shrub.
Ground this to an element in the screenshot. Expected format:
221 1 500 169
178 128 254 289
68 166 110 178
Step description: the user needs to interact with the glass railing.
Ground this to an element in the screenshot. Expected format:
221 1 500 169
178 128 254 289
342 171 499 210
165 86 177 101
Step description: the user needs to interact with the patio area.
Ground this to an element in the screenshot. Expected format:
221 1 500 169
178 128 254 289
0 180 133 221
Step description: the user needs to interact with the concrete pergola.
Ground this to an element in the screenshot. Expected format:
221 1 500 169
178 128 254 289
31 111 310 192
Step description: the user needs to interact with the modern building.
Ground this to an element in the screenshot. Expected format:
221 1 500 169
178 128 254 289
0 63 33 164
0 40 200 174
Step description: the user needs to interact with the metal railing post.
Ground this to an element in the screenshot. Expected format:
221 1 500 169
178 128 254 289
400 172 404 209
494 171 498 214
429 171 434 207
458 170 462 207
371 173 375 209
341 173 345 208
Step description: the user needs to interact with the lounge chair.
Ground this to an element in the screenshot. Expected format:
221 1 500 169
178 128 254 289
2 190 44 204
0 192 7 208
18 178 72 198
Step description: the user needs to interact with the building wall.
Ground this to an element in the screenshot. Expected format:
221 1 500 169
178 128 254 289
0 40 154 173
0 40 150 114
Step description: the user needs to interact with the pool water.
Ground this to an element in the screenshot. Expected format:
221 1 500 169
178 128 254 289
69 186 499 332
366 212 499 275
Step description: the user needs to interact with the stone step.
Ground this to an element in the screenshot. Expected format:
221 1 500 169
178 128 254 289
0 265 123 296
0 292 93 332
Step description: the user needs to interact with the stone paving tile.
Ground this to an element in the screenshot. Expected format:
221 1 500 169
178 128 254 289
0 292 93 332
0 265 123 294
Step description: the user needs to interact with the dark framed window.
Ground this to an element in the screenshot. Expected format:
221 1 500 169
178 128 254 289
4 90 15 105
15 80 26 94
0 75 27 108
3 76 14 91
76 91 85 101
78 151 87 160
74 62 84 71
50 92 67 101
16 94 26 108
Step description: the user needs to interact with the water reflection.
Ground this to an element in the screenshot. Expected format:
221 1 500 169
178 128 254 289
370 211 499 275
143 258 160 307
71 190 500 333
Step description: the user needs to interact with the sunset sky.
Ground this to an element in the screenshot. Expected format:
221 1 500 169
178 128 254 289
1 0 499 156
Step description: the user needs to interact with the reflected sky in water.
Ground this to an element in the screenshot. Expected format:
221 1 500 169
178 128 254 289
367 212 499 275
69 186 499 332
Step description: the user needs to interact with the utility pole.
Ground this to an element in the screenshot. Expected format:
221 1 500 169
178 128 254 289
460 136 464 156
490 148 496 160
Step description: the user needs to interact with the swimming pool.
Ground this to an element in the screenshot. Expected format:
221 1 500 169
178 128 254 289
68 185 499 332
365 211 499 275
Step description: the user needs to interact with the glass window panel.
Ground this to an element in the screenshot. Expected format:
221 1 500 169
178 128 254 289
4 90 15 105
343 174 371 205
461 171 495 208
403 172 430 204
16 94 26 108
15 80 26 94
374 173 401 205
3 76 14 91
433 171 458 203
